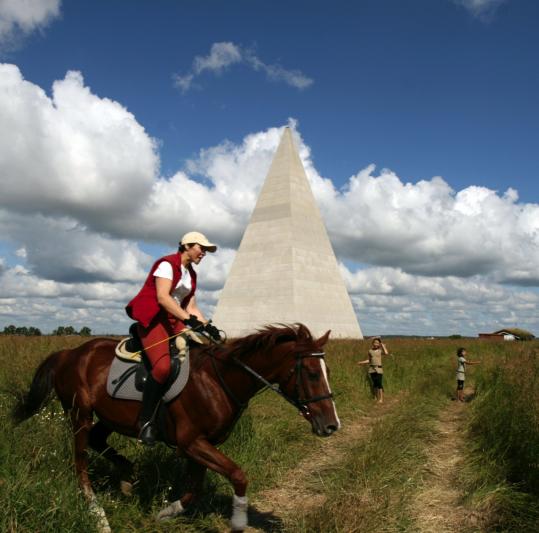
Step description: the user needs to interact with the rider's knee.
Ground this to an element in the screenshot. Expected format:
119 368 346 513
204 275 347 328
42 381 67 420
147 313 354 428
151 356 171 384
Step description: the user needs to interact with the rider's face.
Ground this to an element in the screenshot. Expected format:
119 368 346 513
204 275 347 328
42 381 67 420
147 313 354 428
186 243 207 264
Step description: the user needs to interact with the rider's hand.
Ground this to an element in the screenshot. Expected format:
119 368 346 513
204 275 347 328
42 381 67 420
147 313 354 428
204 322 222 342
184 315 205 332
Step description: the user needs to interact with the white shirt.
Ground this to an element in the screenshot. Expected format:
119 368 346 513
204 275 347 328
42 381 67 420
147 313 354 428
153 261 192 308
456 355 467 380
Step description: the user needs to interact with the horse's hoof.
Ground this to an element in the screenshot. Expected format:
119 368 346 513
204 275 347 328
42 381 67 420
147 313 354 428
120 480 133 496
157 499 184 521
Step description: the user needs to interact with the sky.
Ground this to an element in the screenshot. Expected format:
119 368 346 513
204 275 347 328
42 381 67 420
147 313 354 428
0 0 538 336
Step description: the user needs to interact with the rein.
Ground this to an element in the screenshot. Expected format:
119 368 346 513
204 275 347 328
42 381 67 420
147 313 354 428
209 351 249 409
207 344 333 415
233 353 334 414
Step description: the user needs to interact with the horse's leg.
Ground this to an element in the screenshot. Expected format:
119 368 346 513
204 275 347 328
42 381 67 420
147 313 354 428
71 408 112 533
157 459 207 521
88 420 135 496
157 438 248 531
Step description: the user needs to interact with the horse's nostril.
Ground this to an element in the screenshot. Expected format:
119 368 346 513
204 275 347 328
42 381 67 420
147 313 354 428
326 424 338 434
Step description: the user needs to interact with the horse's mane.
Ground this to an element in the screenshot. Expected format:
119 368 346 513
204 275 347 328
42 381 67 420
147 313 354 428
192 323 315 367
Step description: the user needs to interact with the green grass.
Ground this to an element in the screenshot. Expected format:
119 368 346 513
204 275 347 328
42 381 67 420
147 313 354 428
292 396 443 532
0 336 537 532
0 392 97 532
458 342 539 532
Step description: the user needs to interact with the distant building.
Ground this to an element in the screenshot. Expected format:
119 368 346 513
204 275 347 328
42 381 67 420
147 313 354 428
479 332 514 341
478 328 535 341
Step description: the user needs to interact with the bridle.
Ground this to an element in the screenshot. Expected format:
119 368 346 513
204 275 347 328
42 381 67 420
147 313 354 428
198 327 334 414
215 349 334 415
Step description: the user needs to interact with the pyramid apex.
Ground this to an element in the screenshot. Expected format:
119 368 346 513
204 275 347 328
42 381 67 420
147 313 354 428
279 124 297 146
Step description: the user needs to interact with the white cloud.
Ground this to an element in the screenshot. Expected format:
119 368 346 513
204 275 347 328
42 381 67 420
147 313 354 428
0 64 277 247
173 41 313 92
0 64 537 335
0 255 230 333
0 64 158 229
244 50 314 90
316 167 539 285
341 265 539 335
1 65 537 287
0 0 61 48
0 210 152 283
195 247 235 291
453 0 507 20
15 247 26 259
194 41 243 74
0 263 138 332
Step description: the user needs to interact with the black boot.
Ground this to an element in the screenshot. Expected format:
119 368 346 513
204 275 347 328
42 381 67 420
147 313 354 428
138 374 163 446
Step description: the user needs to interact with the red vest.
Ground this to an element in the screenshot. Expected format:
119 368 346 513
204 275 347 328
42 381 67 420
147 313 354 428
125 253 197 328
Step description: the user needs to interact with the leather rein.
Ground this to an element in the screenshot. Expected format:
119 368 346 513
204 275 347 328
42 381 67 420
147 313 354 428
208 345 334 415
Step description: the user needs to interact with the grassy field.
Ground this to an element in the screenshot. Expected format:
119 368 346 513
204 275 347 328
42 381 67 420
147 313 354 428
0 335 537 532
459 343 539 532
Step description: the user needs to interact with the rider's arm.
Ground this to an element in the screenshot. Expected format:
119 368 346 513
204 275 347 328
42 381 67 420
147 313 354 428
185 296 207 323
357 359 370 365
155 277 191 321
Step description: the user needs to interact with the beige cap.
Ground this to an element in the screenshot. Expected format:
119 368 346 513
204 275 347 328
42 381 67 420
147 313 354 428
180 231 217 252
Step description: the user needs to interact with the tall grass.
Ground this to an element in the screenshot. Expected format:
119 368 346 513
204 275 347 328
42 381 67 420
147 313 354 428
459 342 539 532
1 336 537 532
294 396 442 532
0 390 98 532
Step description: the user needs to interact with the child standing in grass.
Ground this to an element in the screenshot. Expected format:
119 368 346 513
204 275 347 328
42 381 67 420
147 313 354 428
358 337 391 403
456 347 480 402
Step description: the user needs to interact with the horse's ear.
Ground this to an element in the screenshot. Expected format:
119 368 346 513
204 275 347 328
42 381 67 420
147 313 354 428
316 330 331 348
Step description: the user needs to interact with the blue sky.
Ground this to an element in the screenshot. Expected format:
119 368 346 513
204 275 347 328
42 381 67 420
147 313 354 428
0 0 538 335
10 0 539 199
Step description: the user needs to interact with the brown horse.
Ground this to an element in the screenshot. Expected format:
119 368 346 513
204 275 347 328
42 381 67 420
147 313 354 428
12 323 339 532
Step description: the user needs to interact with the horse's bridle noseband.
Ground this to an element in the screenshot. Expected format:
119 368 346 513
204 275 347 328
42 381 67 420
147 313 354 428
231 350 334 415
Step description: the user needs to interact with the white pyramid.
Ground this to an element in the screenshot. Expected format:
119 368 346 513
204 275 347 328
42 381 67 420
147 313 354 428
213 127 363 339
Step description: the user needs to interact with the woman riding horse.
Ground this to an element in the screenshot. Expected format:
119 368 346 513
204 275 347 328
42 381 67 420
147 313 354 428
126 230 221 445
12 324 339 532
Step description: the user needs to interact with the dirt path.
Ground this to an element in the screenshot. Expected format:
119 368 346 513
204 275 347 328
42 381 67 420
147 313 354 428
246 397 400 532
411 388 485 533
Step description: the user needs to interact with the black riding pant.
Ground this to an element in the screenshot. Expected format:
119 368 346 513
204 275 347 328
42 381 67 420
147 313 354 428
370 372 383 390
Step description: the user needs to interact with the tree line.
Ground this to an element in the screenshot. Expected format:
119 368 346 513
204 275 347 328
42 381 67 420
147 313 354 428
1 325 92 336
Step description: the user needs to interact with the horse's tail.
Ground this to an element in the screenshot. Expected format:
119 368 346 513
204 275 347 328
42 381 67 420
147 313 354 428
11 351 62 425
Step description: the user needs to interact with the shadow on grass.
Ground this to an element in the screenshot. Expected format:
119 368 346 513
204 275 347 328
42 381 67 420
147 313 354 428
87 443 285 531
247 506 286 532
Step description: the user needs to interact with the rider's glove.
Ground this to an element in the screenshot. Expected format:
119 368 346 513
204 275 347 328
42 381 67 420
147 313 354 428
184 315 205 332
204 322 222 342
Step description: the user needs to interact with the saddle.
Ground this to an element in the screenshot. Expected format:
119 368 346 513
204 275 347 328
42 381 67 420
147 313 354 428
106 325 208 403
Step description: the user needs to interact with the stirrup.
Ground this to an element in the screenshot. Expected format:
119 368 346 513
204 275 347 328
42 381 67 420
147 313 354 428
138 421 157 446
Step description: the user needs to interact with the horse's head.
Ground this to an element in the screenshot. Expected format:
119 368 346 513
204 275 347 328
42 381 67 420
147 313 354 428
275 326 340 437
222 324 340 436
